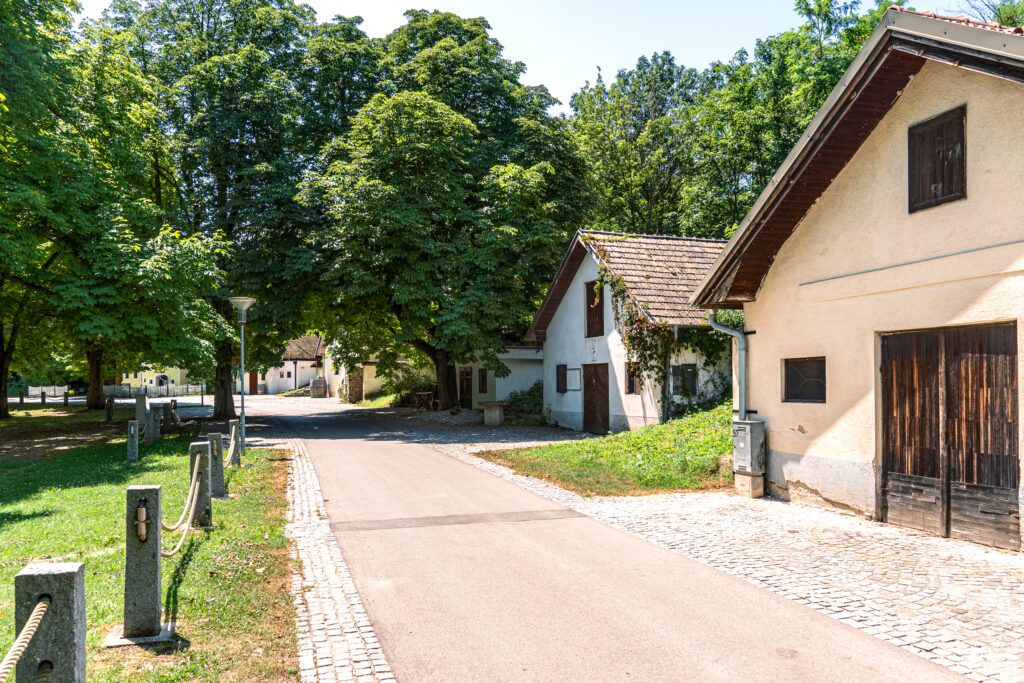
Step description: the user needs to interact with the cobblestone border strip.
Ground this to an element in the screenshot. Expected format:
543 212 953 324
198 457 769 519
278 422 394 683
426 440 1023 683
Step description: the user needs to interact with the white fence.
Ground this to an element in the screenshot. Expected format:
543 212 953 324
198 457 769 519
27 385 68 397
103 383 206 398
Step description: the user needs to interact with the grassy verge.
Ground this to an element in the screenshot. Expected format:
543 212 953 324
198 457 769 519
477 401 734 496
0 433 297 681
356 393 397 408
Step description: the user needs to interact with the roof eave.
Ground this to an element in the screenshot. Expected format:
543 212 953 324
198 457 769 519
691 8 1024 308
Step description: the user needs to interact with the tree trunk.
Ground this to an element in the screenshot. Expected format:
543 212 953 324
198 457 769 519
0 326 16 420
433 349 458 410
86 348 105 410
212 362 237 419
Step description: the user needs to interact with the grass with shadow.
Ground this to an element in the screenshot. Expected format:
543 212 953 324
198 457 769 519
476 400 735 496
356 392 397 408
0 431 297 681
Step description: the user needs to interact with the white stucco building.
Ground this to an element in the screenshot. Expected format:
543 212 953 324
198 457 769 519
455 346 544 410
692 8 1024 550
527 231 728 433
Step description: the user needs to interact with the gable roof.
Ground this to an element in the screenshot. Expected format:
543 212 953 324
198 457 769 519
526 230 726 342
282 336 324 361
691 7 1024 309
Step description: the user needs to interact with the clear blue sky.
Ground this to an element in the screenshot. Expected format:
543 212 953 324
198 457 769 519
76 0 810 114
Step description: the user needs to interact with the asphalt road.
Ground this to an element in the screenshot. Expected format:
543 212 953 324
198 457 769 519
279 406 961 682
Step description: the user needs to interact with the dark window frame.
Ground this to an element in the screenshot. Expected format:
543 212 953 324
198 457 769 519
908 105 966 213
585 280 604 338
556 364 568 393
783 357 827 404
671 363 698 397
625 362 641 395
478 368 487 393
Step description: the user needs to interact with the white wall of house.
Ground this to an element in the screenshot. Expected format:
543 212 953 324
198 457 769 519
236 360 321 395
742 60 1024 514
542 254 726 432
457 347 544 410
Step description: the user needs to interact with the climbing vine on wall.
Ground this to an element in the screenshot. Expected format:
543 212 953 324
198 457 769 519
583 232 742 417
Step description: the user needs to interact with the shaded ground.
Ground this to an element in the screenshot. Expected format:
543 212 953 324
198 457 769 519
0 405 136 460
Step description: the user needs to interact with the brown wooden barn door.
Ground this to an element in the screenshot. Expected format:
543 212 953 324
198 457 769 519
582 364 609 434
882 324 1020 549
882 329 945 536
459 367 473 409
945 324 1019 549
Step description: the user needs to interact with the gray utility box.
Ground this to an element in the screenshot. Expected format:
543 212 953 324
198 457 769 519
732 420 766 474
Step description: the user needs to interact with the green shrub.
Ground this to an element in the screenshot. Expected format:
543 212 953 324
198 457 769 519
507 380 543 414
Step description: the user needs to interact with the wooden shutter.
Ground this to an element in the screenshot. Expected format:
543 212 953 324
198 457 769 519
556 364 567 393
585 281 604 337
625 363 638 394
909 106 965 213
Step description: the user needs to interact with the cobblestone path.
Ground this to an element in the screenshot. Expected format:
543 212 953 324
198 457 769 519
242 411 393 683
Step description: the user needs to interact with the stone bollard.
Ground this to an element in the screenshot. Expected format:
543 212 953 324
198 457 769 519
40 391 46 405
151 406 163 443
123 486 162 638
207 434 226 497
134 393 147 425
127 421 139 462
14 562 87 682
188 442 213 528
19 391 24 404
142 409 160 447
227 420 241 467
63 391 69 406
105 395 114 423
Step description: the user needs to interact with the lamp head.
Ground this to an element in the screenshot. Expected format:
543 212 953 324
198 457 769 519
227 296 256 323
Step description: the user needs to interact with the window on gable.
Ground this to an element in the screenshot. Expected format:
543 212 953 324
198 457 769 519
625 363 641 395
287 371 292 378
784 358 826 403
478 368 487 393
585 280 604 338
909 105 965 213
556 364 567 393
671 364 698 397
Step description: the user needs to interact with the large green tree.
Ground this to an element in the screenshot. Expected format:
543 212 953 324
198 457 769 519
303 11 589 408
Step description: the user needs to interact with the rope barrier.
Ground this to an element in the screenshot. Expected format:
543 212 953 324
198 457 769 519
161 457 202 533
161 473 202 558
0 596 51 682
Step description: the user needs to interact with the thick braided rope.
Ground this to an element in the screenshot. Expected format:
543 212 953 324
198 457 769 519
0 596 51 682
161 473 202 559
161 456 202 532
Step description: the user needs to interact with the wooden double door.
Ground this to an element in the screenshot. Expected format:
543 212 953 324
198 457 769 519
881 323 1020 549
459 367 473 409
582 363 609 434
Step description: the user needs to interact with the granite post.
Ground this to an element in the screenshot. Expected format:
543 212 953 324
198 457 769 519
19 391 24 404
188 442 213 527
40 391 46 405
14 562 86 683
63 392 68 406
227 420 241 467
105 395 114 423
126 421 139 463
134 393 147 424
207 434 226 497
123 486 162 638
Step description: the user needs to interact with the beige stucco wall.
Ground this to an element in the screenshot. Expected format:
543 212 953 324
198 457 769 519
743 60 1024 515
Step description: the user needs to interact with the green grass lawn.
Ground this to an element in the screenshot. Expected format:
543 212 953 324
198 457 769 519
0 404 135 431
478 401 734 496
356 392 397 408
0 432 297 681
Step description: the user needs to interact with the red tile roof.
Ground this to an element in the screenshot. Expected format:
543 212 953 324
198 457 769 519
584 231 726 327
889 7 1024 35
282 336 324 361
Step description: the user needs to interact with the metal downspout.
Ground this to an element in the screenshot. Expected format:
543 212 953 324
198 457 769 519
708 310 747 421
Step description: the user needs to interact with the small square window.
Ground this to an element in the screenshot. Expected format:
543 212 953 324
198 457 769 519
671 364 697 397
784 358 826 403
556 364 567 393
287 371 292 378
279 371 284 378
625 363 641 395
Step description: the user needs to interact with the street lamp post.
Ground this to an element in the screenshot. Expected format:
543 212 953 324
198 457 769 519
228 297 256 461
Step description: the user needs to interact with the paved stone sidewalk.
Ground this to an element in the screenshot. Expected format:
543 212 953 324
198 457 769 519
241 413 393 683
363 417 1024 683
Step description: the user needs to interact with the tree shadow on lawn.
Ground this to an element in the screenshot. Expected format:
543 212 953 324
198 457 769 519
0 434 194 509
